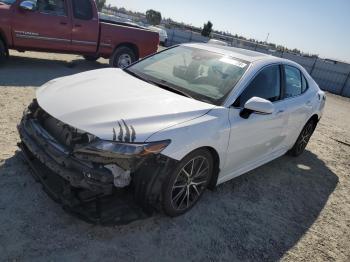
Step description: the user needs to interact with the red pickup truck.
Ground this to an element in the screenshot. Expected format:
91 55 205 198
0 0 159 67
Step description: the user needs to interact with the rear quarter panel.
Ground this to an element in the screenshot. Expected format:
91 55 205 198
99 22 159 58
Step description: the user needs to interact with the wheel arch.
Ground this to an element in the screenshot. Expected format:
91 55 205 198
308 113 320 127
189 146 220 190
114 42 139 60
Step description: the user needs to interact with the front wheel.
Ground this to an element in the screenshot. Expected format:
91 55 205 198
109 46 136 68
0 39 7 63
162 149 214 217
288 120 316 157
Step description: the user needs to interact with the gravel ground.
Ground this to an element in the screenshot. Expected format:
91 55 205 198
0 51 349 262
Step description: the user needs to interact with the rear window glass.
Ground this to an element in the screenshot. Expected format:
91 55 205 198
301 73 308 93
284 65 302 98
72 0 93 20
37 0 66 16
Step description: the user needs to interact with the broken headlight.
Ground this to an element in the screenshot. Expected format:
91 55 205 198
74 139 171 160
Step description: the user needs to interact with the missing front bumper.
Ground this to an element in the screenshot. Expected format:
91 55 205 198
19 142 152 225
17 114 178 224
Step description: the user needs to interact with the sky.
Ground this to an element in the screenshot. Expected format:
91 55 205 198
106 0 350 62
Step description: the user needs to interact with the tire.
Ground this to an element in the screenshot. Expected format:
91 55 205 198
83 55 99 62
162 149 214 217
109 46 136 68
288 119 316 157
0 39 7 63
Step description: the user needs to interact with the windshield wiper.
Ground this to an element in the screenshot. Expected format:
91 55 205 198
123 68 148 82
147 79 193 99
125 69 193 99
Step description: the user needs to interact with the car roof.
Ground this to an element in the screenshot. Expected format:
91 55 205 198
183 43 283 63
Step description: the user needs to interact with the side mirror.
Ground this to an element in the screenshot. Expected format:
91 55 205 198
19 0 37 11
240 97 274 119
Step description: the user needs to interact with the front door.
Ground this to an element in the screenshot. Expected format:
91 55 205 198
12 0 71 51
222 64 289 180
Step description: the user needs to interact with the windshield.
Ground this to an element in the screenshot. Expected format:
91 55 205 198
125 46 250 105
0 0 16 4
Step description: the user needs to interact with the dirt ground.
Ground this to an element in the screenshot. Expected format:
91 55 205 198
0 51 349 262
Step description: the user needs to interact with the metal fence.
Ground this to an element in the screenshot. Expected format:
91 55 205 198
165 29 350 98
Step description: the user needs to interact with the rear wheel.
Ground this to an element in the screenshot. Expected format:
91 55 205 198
83 55 99 61
162 149 213 217
288 120 316 157
109 46 136 68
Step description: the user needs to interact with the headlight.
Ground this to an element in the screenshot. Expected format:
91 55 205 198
74 139 171 159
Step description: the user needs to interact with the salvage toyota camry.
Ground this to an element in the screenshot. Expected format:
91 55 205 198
18 43 326 221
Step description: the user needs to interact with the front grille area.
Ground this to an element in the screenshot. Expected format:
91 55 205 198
29 100 95 150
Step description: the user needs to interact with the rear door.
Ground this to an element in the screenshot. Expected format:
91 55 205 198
280 64 313 147
12 0 71 51
70 0 99 53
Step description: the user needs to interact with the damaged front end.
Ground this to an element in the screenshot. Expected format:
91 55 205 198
17 100 177 225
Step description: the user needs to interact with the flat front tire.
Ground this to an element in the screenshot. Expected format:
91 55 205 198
109 46 136 68
162 149 214 217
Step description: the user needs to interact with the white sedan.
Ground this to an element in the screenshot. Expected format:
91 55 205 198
18 43 326 219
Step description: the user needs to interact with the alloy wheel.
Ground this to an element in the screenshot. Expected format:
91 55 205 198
170 156 210 211
296 122 314 153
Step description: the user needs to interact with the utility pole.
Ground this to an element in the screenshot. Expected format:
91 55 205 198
265 33 270 43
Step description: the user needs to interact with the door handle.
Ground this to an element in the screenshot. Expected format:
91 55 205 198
276 109 285 114
74 24 82 27
59 21 67 25
306 100 312 106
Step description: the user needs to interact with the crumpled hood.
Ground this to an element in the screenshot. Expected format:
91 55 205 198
36 68 215 142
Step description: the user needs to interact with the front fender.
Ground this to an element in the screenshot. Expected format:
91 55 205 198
146 107 230 171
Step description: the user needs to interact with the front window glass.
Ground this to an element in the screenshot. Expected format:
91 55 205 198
37 0 66 15
235 65 281 107
125 46 250 105
0 0 16 4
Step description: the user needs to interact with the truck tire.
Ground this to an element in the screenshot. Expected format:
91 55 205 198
109 46 136 68
83 55 99 62
0 39 7 63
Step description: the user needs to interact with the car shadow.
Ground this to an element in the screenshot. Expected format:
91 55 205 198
190 150 339 261
0 149 338 261
0 53 108 87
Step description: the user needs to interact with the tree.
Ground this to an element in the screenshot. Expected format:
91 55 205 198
95 0 106 12
201 21 213 37
146 9 162 25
